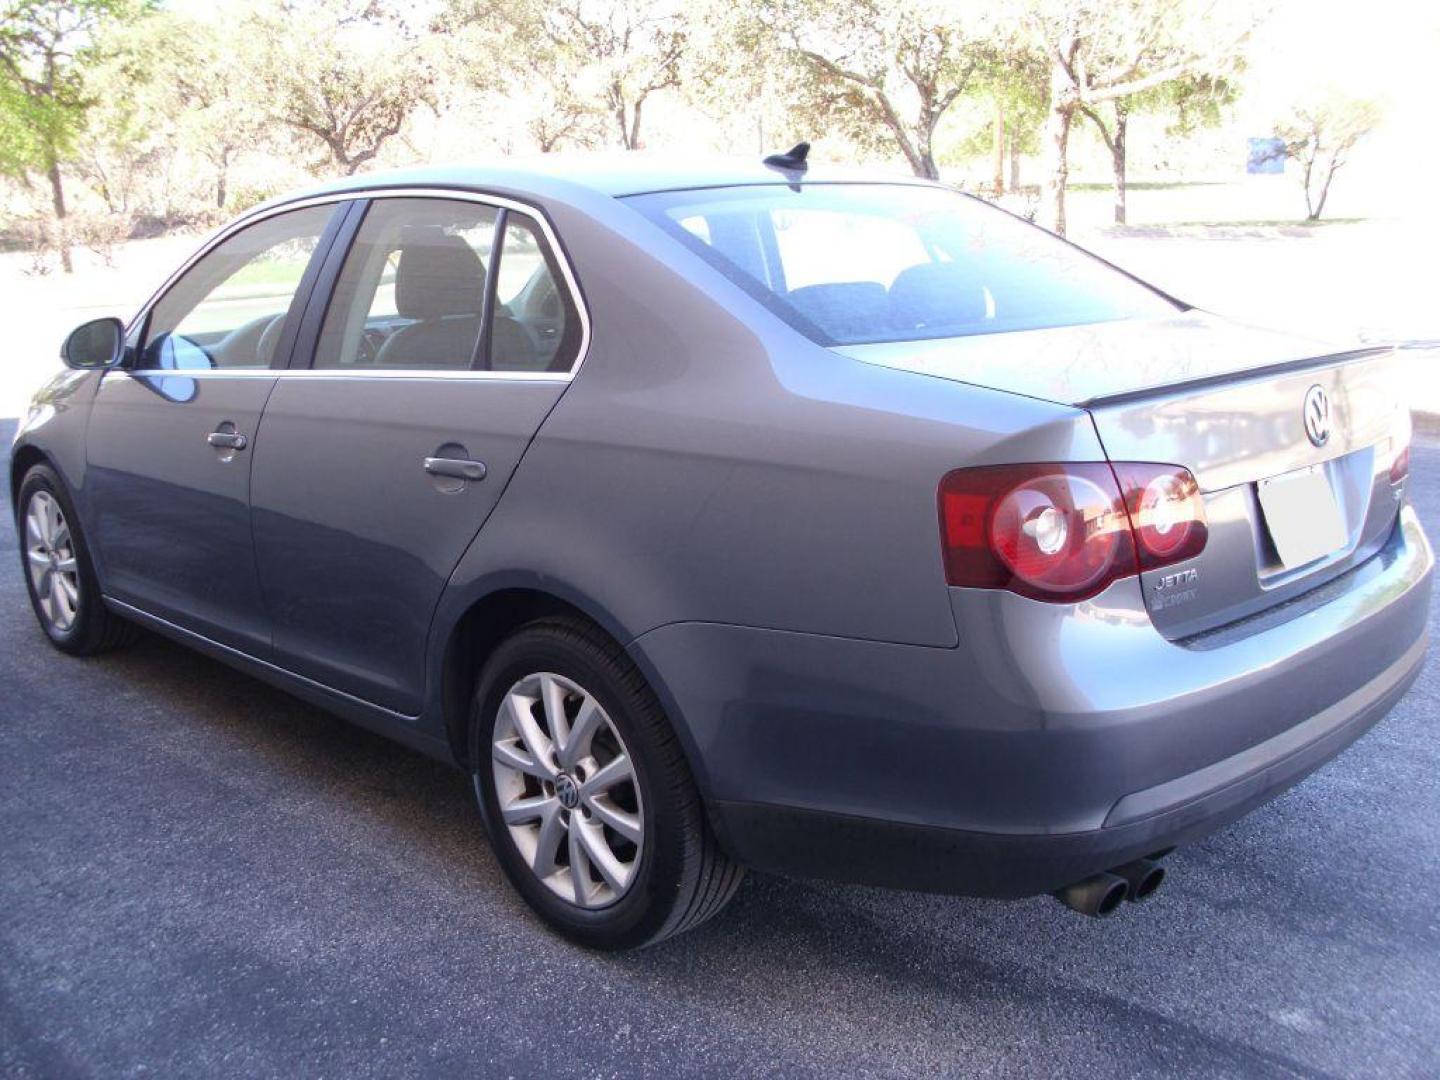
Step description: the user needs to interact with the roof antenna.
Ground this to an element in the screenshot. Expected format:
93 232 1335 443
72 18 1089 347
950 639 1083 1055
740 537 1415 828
763 142 810 173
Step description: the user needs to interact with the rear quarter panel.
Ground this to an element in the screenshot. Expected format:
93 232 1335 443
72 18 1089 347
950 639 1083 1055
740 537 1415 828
437 195 1104 652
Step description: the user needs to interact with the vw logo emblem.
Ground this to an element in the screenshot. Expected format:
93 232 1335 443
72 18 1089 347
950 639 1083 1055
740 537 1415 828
555 773 581 810
1303 385 1331 447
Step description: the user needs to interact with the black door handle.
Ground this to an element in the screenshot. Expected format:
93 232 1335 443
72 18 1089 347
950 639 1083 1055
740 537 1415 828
207 431 248 451
424 457 487 481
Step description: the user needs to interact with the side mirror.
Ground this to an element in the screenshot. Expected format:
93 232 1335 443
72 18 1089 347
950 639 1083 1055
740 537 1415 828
61 317 125 370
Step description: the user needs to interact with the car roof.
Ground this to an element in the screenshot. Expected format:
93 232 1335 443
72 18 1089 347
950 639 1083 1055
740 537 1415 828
254 152 941 214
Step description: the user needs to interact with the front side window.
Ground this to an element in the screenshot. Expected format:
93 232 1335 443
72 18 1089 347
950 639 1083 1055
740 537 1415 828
630 185 1178 346
313 198 581 373
141 205 334 370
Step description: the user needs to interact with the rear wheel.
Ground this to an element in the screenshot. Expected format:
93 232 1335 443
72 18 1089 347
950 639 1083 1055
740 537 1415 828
470 617 743 949
17 464 136 655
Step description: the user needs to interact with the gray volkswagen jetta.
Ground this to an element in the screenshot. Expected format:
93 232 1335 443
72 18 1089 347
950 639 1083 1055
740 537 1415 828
12 151 1432 949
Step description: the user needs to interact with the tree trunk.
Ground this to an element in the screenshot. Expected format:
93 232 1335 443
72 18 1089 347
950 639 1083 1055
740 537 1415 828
916 142 939 181
1111 102 1128 226
629 97 644 150
1309 153 1339 221
1008 139 1020 192
992 97 1006 194
1039 100 1073 236
1039 51 1077 236
46 160 72 274
215 146 230 209
1301 150 1317 220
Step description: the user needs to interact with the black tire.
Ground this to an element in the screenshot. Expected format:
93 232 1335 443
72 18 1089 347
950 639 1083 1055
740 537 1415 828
470 616 744 950
16 463 138 656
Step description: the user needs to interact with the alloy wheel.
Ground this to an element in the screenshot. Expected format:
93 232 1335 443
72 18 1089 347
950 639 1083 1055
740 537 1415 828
24 491 81 633
490 672 645 909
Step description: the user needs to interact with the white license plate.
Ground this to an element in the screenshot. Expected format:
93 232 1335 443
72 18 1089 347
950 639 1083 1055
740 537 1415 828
1257 465 1348 569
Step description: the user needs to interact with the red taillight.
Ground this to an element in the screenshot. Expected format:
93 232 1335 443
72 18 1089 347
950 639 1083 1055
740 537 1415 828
1111 463 1208 570
938 462 1207 603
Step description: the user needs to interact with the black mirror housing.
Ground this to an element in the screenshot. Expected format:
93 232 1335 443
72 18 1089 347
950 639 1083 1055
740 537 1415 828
61 317 126 370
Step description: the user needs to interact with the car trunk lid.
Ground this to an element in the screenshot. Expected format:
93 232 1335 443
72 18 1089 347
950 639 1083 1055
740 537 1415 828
839 313 1412 638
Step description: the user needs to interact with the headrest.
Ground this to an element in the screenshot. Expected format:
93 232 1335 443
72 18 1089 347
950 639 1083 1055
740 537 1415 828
888 262 989 334
395 227 486 320
785 281 890 341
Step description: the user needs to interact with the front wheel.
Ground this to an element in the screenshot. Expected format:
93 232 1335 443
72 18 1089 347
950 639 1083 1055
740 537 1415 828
470 617 743 949
17 463 136 655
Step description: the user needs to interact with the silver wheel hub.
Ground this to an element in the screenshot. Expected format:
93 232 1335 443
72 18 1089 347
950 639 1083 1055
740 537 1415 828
491 672 644 909
24 491 80 633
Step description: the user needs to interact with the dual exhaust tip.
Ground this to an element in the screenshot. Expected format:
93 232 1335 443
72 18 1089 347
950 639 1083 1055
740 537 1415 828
1053 856 1167 918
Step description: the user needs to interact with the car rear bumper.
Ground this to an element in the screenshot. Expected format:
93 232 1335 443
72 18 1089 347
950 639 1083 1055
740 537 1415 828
631 506 1433 898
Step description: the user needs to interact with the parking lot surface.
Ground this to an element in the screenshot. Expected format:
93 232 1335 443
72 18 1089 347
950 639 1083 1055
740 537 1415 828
2 416 1438 1078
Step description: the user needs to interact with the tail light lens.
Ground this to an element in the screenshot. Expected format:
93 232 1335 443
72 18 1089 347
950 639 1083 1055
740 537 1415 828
1111 463 1208 570
938 462 1207 603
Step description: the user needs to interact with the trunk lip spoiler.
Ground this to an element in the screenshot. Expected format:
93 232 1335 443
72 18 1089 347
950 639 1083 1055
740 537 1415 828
1076 345 1396 410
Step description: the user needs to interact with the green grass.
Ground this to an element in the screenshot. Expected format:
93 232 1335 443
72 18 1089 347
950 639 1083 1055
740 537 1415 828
227 256 312 287
1070 180 1231 192
1150 217 1369 229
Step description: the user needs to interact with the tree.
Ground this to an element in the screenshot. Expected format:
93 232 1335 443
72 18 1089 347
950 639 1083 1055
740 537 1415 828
445 0 686 151
247 0 436 176
1077 73 1235 225
165 20 270 209
976 51 1047 192
1027 0 1256 235
0 0 142 270
746 0 1002 180
1271 90 1381 222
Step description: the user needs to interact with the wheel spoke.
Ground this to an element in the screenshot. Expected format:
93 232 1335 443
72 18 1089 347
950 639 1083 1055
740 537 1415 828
54 556 77 575
25 510 45 546
580 753 633 799
586 796 643 845
504 693 556 779
492 738 547 780
530 804 567 878
25 548 49 570
540 674 571 750
41 497 59 545
560 696 603 769
501 793 552 826
568 826 593 906
51 523 70 551
56 574 79 610
48 577 70 628
575 819 630 894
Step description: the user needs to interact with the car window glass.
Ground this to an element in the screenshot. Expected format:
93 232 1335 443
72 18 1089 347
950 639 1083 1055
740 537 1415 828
629 185 1177 346
314 198 498 370
141 206 333 370
488 212 581 373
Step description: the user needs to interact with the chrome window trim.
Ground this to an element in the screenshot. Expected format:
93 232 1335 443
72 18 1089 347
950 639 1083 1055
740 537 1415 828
120 187 592 383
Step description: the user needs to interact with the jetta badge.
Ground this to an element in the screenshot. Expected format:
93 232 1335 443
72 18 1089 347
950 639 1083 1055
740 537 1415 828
1303 385 1331 447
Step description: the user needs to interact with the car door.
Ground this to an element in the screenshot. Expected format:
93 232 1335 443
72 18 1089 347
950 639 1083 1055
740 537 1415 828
85 202 347 654
249 193 586 714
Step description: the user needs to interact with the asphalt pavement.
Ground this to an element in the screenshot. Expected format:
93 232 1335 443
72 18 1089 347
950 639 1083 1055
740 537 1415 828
2 416 1438 1079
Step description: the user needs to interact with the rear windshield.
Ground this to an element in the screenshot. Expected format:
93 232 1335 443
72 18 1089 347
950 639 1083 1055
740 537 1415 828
627 184 1179 346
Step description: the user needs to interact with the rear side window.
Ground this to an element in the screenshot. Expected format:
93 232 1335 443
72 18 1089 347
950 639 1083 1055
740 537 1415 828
628 185 1177 346
141 205 334 370
491 212 583 373
313 197 581 373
